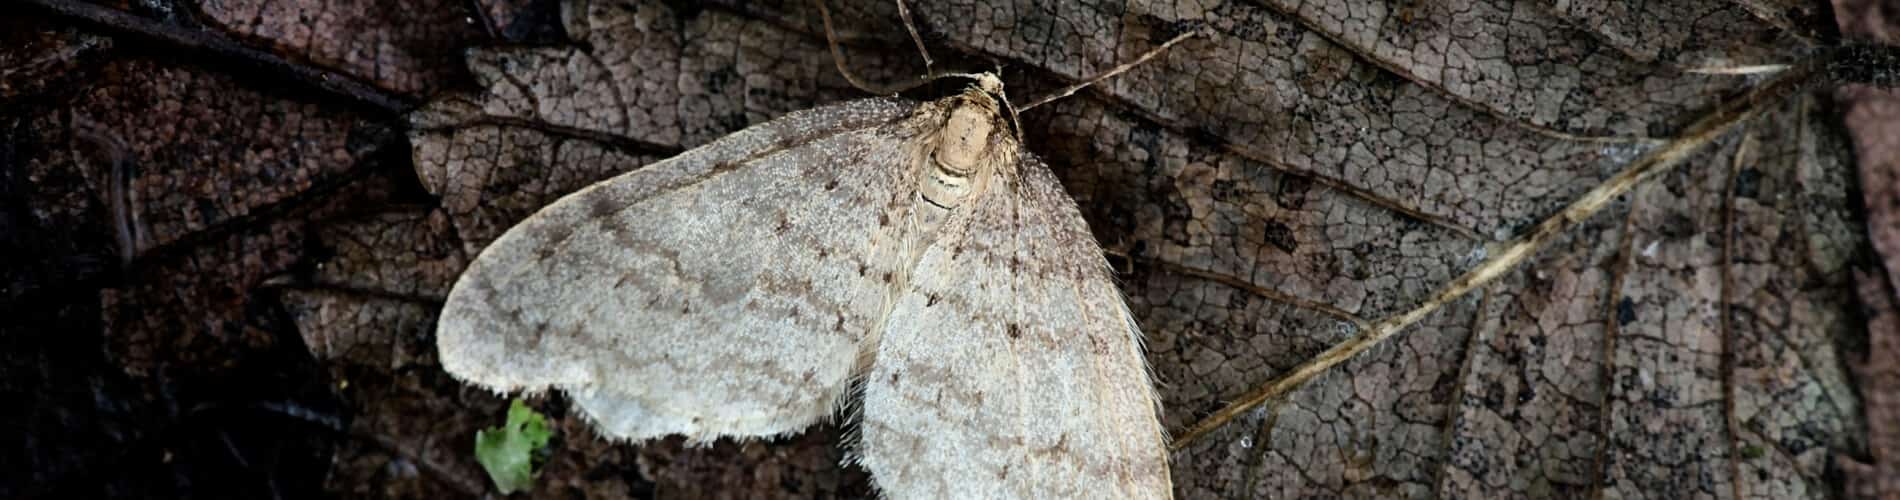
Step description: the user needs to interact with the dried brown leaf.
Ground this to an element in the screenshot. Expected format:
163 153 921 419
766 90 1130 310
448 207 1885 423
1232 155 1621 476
401 1 1874 497
195 0 486 95
3 13 399 495
1832 0 1900 497
6 0 1883 498
398 2 1864 498
0 17 111 103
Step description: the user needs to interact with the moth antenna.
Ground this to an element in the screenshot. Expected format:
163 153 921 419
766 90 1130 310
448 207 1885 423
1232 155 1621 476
815 0 930 95
1019 28 1204 111
1001 77 1026 142
894 0 934 75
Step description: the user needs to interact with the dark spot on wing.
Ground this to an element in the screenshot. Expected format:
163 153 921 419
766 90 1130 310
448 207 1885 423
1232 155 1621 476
602 220 640 250
588 191 623 219
888 372 900 385
926 293 940 307
824 178 840 190
1007 323 1022 339
528 223 576 262
464 271 499 299
614 271 637 289
858 263 869 277
529 321 550 347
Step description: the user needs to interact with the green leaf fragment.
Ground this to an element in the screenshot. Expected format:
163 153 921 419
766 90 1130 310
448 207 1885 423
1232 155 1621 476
475 399 554 494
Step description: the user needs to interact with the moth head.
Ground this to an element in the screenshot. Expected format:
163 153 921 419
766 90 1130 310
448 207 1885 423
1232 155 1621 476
921 76 1017 209
938 103 998 175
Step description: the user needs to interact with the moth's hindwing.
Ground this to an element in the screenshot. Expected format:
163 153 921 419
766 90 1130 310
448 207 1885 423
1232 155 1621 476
858 149 1172 498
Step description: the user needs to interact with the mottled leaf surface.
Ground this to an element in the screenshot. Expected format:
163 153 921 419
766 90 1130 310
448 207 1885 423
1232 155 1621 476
1839 83 1900 496
1834 1 1900 498
405 0 1871 497
6 0 1887 498
194 0 486 95
3 20 399 492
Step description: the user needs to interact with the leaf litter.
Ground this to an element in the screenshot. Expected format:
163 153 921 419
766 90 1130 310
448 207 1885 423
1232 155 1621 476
6 0 1894 498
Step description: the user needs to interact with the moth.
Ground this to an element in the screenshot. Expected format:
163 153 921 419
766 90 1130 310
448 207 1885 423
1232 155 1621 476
435 73 1172 498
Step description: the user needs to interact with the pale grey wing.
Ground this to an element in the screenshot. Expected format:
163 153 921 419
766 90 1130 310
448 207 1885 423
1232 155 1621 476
858 153 1172 498
437 97 924 441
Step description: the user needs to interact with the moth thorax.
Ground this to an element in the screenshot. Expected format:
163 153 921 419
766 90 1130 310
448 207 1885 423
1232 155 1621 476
921 104 995 210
